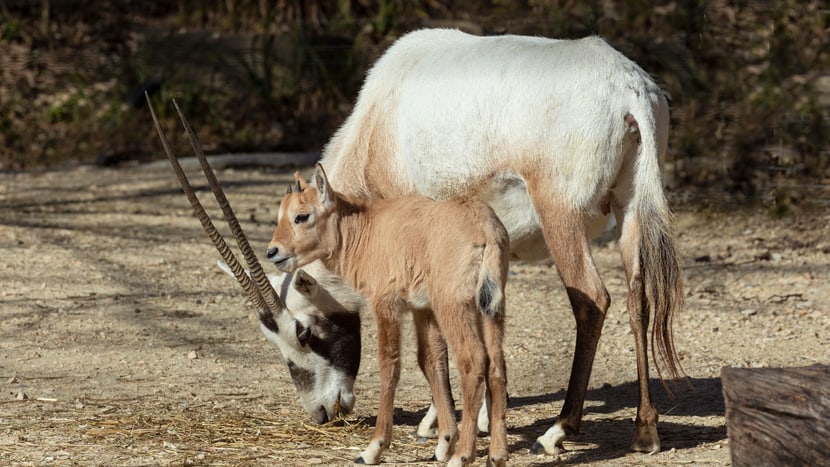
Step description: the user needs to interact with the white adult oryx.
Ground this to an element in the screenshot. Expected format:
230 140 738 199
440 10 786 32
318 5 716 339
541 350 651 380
312 28 684 455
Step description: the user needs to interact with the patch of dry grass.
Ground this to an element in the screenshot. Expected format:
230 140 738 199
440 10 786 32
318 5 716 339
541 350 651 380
1 397 383 465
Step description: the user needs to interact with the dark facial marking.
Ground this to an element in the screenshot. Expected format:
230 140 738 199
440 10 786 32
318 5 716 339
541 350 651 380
305 311 362 379
286 360 315 391
258 311 279 334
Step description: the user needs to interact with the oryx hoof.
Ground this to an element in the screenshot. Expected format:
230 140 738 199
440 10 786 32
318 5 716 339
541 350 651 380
631 422 660 454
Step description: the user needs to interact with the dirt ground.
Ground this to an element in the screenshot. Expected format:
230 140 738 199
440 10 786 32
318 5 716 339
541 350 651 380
1 162 828 466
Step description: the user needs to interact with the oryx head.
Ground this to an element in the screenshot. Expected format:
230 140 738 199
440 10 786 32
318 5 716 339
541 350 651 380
262 264 363 424
148 97 361 424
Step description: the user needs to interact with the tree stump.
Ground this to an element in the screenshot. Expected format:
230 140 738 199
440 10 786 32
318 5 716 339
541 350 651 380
721 365 830 467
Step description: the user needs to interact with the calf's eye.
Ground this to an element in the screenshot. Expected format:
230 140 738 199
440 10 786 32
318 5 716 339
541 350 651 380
294 213 310 224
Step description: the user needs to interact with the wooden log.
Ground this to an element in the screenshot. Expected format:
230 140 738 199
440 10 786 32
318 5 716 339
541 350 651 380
721 364 830 467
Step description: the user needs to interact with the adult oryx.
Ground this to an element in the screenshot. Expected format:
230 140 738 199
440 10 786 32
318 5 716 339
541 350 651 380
315 28 684 455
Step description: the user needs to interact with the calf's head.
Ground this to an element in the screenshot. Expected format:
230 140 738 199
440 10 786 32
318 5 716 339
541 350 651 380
267 163 336 273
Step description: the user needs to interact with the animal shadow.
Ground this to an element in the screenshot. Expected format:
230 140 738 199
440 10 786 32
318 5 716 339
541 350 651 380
508 376 727 464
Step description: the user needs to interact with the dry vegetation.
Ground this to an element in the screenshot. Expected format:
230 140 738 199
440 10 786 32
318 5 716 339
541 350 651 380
1 164 828 465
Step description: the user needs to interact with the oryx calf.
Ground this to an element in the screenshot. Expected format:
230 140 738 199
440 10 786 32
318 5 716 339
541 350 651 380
267 164 510 466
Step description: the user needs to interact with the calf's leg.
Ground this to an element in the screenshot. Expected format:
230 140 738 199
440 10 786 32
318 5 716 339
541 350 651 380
434 302 487 467
413 310 458 460
356 301 402 465
482 310 508 466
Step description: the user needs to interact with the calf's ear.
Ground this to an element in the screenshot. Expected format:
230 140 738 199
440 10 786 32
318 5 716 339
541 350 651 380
294 171 308 191
313 163 335 209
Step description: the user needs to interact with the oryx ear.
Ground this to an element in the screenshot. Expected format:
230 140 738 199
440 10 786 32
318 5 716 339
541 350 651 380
294 171 309 191
293 269 318 298
313 163 334 208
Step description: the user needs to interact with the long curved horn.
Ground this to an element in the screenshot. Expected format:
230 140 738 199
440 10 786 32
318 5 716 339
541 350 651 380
170 99 286 316
146 94 282 331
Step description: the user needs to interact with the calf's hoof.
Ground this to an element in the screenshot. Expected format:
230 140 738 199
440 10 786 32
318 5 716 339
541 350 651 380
414 426 438 440
355 441 384 465
434 432 458 462
447 454 470 467
486 454 508 467
354 455 380 465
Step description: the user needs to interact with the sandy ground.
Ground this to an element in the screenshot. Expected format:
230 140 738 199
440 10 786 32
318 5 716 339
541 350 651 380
1 163 828 466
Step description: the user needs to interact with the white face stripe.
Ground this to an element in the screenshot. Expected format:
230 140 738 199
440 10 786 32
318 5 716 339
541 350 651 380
276 195 288 226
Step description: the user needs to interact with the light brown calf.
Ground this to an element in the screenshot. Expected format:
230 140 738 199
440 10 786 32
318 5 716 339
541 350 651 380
267 164 509 467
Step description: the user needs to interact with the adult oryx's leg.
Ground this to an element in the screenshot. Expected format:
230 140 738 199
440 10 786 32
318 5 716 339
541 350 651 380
526 185 610 456
618 211 660 453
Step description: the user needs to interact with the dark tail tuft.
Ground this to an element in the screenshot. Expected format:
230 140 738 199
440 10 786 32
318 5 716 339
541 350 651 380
478 275 500 317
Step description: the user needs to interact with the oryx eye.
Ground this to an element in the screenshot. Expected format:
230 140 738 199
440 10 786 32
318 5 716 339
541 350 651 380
296 323 312 345
294 213 310 224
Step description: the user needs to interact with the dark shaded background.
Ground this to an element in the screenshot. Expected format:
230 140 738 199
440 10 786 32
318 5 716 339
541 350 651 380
1 0 828 208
